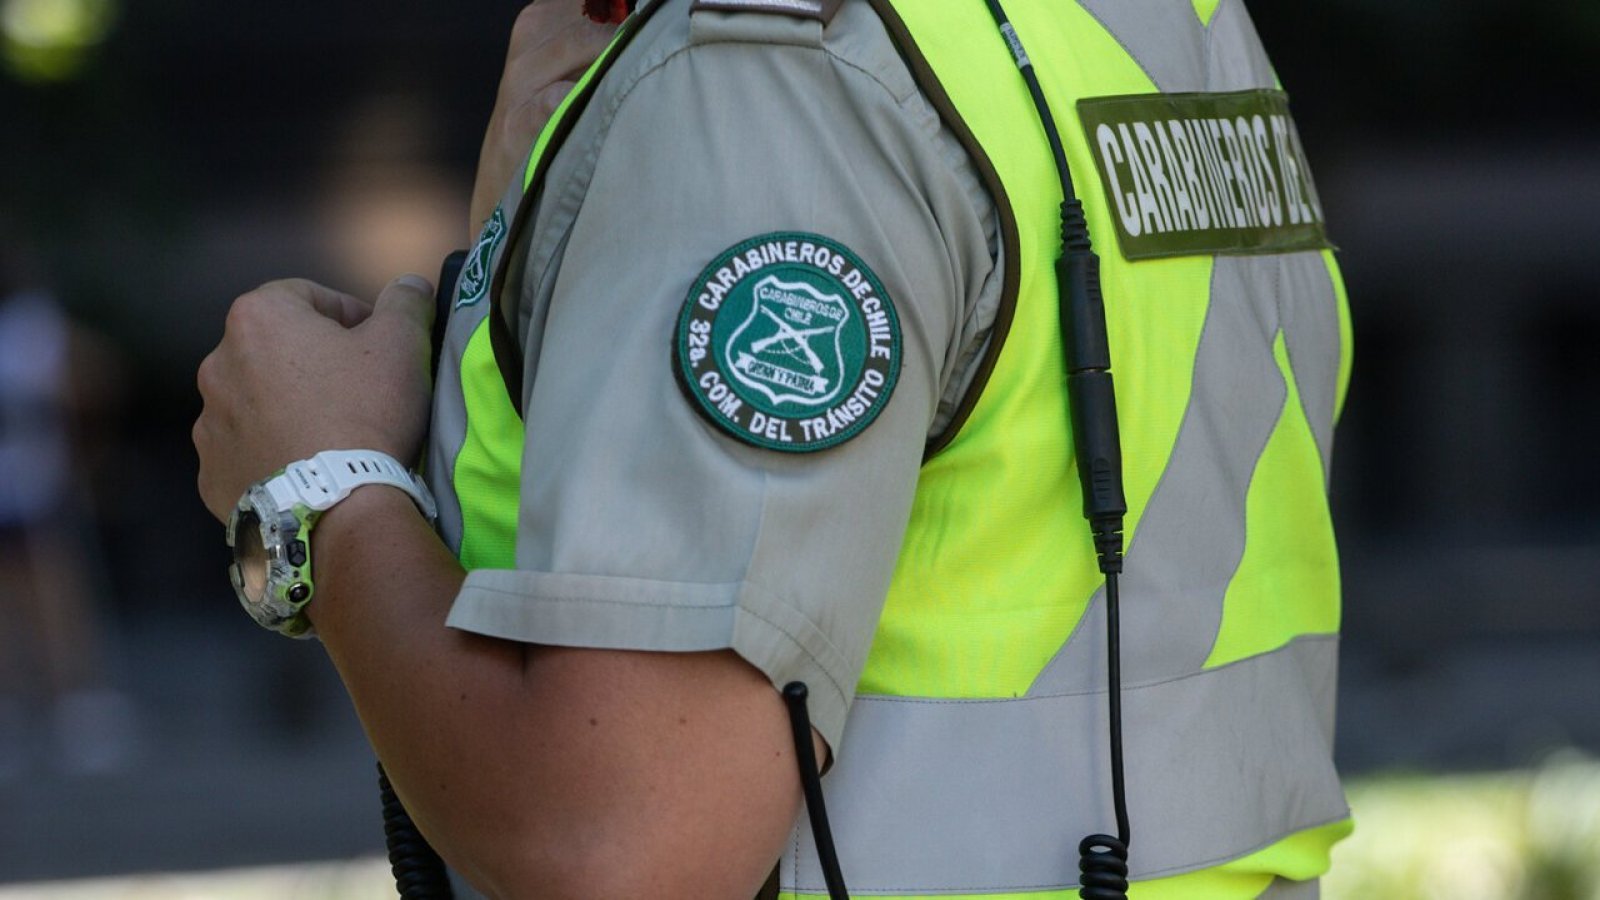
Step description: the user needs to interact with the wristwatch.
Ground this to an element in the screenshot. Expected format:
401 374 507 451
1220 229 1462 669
226 449 437 638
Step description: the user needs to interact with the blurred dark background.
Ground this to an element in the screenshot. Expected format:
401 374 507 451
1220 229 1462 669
0 0 1597 886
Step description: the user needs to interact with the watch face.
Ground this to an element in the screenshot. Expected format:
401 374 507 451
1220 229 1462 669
232 508 270 603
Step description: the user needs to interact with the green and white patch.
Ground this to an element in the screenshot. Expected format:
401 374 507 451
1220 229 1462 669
674 232 900 452
455 205 507 309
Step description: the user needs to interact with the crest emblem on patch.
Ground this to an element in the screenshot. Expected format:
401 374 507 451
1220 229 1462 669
674 232 900 452
455 205 507 309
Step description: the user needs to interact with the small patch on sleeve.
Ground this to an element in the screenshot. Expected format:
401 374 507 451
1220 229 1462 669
455 205 507 309
673 232 901 453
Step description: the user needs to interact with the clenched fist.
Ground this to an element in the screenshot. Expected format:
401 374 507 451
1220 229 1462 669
194 276 435 521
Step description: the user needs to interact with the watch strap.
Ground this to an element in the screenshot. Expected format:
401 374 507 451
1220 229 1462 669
265 449 438 521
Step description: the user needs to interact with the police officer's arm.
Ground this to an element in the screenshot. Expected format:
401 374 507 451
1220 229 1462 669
194 278 812 898
197 6 992 896
470 1 615 239
310 491 809 898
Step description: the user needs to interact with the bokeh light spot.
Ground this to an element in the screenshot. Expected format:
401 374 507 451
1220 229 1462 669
1 0 119 83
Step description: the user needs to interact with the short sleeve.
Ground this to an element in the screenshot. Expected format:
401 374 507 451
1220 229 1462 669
445 4 998 750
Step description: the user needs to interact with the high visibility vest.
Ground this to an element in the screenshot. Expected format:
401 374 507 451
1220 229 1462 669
427 1 1355 897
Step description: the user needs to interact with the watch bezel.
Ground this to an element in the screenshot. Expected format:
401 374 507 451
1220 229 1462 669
226 481 319 638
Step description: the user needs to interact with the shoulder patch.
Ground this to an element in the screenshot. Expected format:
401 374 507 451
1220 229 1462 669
690 0 843 23
674 232 901 452
455 205 507 309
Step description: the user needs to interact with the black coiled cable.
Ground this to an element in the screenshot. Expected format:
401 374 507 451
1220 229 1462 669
1078 833 1130 900
378 763 454 900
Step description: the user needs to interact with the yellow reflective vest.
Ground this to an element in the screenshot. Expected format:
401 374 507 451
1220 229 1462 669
434 1 1355 896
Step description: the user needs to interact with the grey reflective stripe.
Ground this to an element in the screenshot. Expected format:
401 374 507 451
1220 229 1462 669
1206 0 1278 93
425 287 479 554
782 636 1347 893
1260 876 1320 899
1280 254 1341 482
1031 252 1342 694
1076 0 1274 95
1075 0 1206 93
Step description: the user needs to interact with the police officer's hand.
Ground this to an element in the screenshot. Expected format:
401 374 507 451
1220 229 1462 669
469 0 616 237
193 275 435 521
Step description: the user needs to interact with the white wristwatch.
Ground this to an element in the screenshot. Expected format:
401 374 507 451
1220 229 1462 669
226 450 437 638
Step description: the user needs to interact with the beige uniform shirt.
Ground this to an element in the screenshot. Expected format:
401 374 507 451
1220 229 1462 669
437 0 1002 750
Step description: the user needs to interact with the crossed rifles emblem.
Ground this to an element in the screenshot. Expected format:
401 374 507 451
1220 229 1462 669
750 306 832 375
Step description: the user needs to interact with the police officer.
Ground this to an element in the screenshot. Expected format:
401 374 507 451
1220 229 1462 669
195 1 1353 897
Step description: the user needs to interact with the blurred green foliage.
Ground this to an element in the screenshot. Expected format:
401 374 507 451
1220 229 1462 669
1327 753 1600 900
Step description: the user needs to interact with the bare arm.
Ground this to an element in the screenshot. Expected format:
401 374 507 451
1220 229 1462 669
308 489 805 897
194 277 808 898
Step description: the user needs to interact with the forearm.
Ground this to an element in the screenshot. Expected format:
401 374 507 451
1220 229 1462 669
305 485 527 888
303 487 804 898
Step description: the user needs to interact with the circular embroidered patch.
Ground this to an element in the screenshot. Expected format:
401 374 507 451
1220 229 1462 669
674 232 901 453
